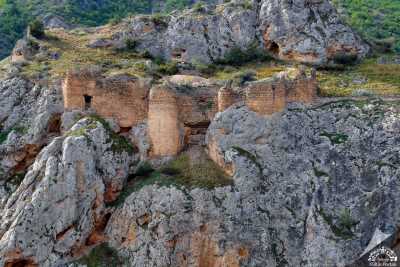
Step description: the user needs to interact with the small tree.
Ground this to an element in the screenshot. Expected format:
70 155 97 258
29 19 45 39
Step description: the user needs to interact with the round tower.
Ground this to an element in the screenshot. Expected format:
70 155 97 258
148 85 182 157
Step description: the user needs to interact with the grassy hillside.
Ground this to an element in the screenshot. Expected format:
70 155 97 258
0 0 399 59
0 0 199 59
333 0 400 53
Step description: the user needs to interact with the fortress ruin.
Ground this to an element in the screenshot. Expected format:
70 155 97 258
62 69 318 157
62 70 151 128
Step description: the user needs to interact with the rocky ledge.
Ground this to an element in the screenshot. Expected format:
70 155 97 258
100 0 369 66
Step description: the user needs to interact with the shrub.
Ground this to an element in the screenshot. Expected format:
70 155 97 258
332 53 358 66
157 61 179 75
29 19 45 39
233 70 256 85
135 161 154 177
108 17 122 26
193 2 205 13
78 243 126 266
372 37 396 54
241 0 253 9
125 39 138 51
217 44 272 66
151 13 168 27
193 60 217 75
140 50 153 59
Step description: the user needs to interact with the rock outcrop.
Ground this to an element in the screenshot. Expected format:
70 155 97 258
106 0 368 66
106 99 400 266
0 77 63 185
0 117 137 267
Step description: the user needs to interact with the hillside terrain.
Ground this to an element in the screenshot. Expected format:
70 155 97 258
0 0 218 59
1 0 400 59
0 0 399 267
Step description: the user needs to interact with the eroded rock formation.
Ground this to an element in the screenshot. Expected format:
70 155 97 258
103 0 368 66
105 99 400 266
0 118 137 267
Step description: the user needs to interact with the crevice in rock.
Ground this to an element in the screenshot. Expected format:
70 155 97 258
5 259 38 267
47 113 62 134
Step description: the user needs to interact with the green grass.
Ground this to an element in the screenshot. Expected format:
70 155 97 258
66 115 135 154
318 55 400 96
317 207 359 240
0 130 10 144
109 155 232 207
77 243 126 267
320 132 348 145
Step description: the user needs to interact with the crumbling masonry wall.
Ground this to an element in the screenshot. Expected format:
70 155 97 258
148 86 182 156
244 70 317 116
62 71 150 128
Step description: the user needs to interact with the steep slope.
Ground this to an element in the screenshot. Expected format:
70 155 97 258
0 0 220 59
333 0 400 52
105 100 400 266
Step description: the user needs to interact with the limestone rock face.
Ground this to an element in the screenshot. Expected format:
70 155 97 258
0 77 63 184
259 0 369 65
108 0 368 65
107 100 400 266
0 118 137 267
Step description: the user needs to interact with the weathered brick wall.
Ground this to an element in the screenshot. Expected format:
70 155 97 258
245 70 317 115
217 87 236 112
148 86 182 157
62 71 150 128
245 81 286 115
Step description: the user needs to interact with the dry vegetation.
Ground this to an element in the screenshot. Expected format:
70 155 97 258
318 56 400 96
20 27 148 79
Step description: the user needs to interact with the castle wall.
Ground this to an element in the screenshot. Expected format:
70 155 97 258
245 81 286 115
217 87 236 112
62 72 150 128
148 86 182 157
245 71 317 116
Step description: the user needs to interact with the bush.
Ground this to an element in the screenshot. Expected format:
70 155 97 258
108 16 122 26
372 37 396 54
125 39 138 51
29 19 45 39
135 161 154 177
193 60 217 75
332 53 358 66
217 44 272 66
193 2 205 13
151 13 168 27
156 61 179 75
233 70 256 85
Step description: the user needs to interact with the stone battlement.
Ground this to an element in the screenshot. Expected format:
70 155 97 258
62 69 318 157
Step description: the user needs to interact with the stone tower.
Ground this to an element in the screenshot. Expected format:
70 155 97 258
148 85 182 157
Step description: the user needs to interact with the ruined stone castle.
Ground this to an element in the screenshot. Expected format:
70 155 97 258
62 68 317 158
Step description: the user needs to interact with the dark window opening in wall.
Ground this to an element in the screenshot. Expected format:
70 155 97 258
84 95 92 110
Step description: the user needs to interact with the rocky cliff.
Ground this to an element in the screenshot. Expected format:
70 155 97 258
103 0 368 66
106 99 400 266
